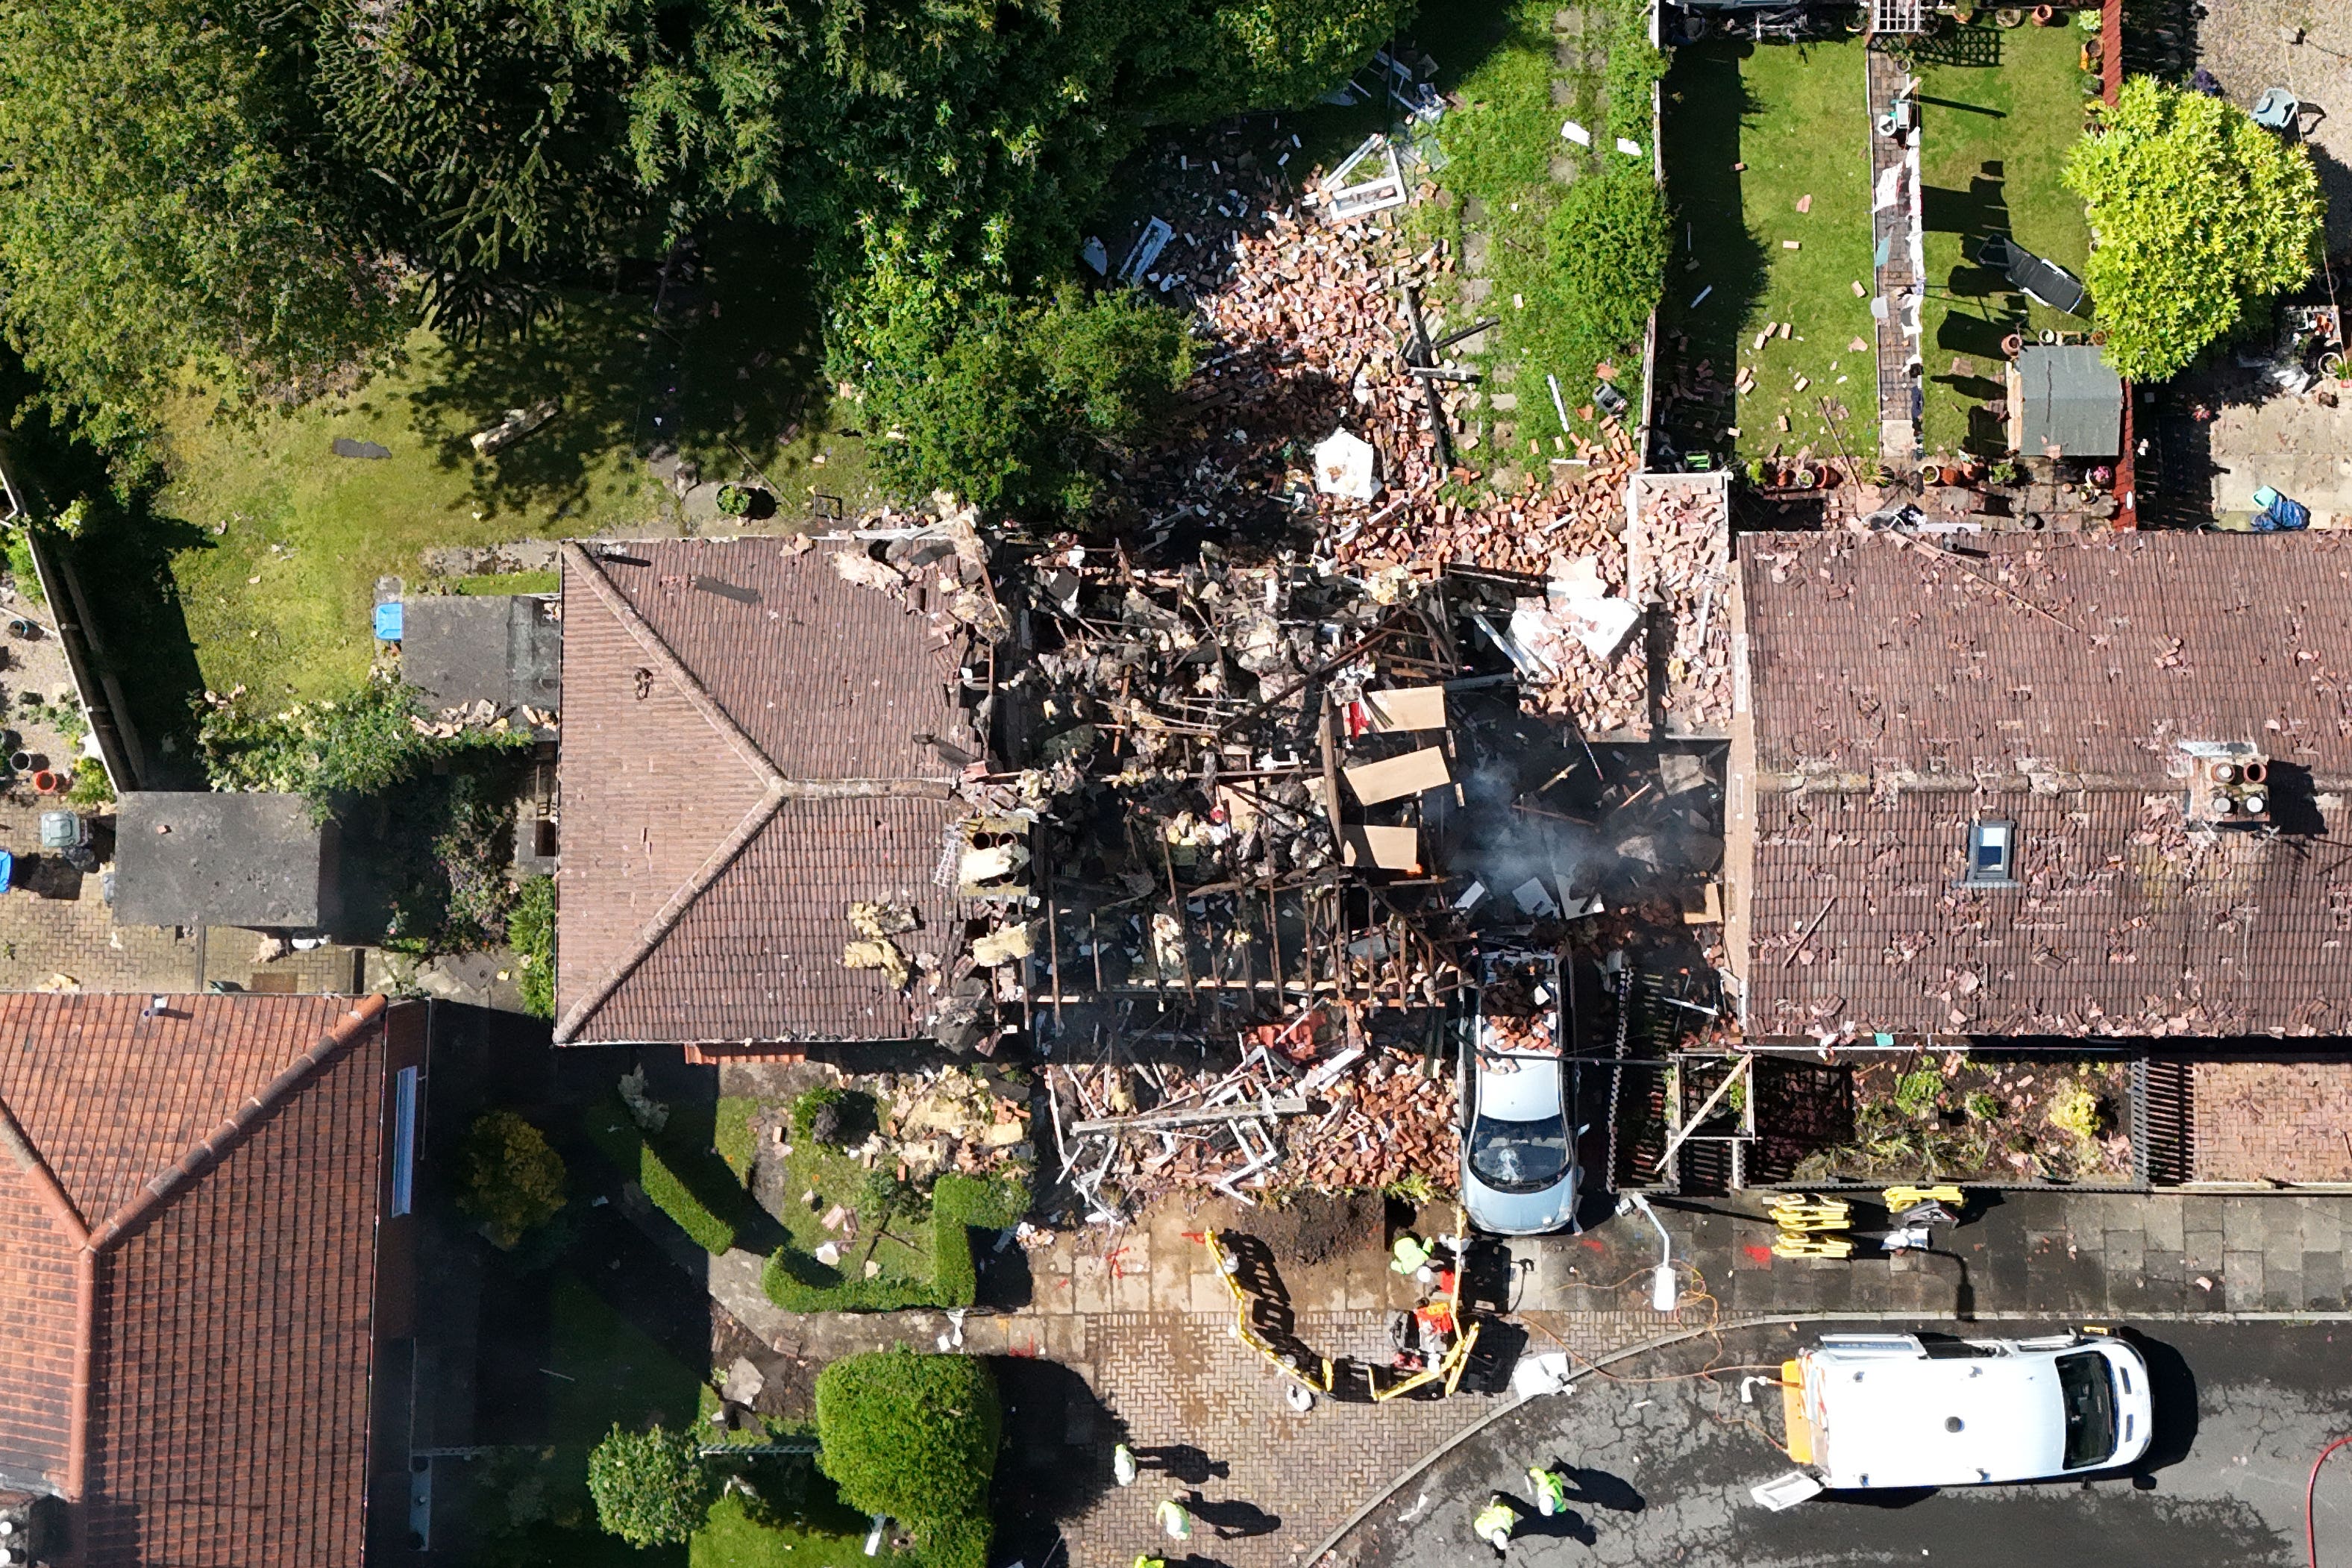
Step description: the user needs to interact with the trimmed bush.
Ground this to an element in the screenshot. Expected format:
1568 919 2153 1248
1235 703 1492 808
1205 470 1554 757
815 1351 997 1568
587 1423 719 1547
585 1097 738 1255
763 1170 1030 1314
457 1110 567 1248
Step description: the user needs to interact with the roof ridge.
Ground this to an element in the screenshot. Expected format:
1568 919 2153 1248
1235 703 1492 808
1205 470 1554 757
560 542 785 791
60 994 391 1503
0 1091 88 1246
87 994 392 1250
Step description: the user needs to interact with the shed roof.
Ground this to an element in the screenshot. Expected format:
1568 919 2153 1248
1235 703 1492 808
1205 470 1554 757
400 593 561 720
1730 529 2352 1038
0 994 393 1565
2013 345 2121 458
111 792 329 929
553 539 983 1045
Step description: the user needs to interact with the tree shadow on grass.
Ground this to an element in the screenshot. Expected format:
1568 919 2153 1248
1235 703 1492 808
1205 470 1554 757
404 222 834 528
1655 43 1770 465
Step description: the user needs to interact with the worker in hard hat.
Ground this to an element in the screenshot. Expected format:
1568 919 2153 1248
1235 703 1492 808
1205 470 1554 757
1527 1465 1570 1517
1473 1493 1520 1555
1155 1498 1193 1540
1113 1443 1140 1487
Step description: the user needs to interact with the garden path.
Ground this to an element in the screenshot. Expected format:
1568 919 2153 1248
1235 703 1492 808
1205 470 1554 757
1868 42 1926 466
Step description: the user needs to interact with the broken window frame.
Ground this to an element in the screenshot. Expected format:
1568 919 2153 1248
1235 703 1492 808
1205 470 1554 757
1959 818 2018 888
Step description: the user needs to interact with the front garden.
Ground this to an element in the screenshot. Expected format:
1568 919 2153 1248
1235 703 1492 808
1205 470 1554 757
1771 1050 2135 1187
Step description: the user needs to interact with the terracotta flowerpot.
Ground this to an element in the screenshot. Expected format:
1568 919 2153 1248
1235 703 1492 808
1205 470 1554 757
2032 5 2057 24
2001 333 2025 358
31 769 62 794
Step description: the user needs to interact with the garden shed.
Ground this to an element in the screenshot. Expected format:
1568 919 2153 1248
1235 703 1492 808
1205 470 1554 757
113 791 334 930
399 593 560 730
2005 344 2121 459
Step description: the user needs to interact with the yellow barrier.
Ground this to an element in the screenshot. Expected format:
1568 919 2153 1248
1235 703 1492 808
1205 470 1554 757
1191 1208 1476 1403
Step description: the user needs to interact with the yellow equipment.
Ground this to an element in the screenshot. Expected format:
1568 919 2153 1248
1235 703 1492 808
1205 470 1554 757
1768 1192 1855 1258
1881 1185 1963 1211
1189 1208 1481 1402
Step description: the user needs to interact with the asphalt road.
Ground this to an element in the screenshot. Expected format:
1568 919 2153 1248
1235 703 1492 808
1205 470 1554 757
1342 1321 2352 1567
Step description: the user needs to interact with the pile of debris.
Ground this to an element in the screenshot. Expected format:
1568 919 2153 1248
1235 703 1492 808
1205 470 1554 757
1044 1032 1456 1219
1626 473 1733 735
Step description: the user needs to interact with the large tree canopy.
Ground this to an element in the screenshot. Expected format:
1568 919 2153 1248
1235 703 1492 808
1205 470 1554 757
0 0 1408 469
2066 77 2324 383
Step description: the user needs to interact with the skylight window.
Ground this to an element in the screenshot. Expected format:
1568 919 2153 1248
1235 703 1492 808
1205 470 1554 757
1962 820 2016 886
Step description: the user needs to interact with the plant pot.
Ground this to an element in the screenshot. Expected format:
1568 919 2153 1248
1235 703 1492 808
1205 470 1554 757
31 769 62 794
1939 465 1964 486
7 751 27 773
1793 466 1819 489
1996 6 2025 23
2001 333 2025 359
2031 5 2057 24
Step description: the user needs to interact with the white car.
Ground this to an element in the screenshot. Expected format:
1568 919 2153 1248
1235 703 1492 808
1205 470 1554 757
1458 953 1579 1235
1782 1331 2154 1489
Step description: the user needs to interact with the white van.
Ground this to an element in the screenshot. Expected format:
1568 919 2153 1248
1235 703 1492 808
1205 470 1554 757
1782 1331 2154 1488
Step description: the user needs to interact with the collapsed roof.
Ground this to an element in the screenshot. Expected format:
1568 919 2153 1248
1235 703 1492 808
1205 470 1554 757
1727 529 2352 1038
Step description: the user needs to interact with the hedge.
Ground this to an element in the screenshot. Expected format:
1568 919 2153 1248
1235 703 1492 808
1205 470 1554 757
815 1351 998 1568
584 1097 738 1255
763 1171 1029 1314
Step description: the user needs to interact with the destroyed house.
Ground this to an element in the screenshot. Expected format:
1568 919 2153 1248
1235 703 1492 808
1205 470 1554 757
1725 530 2352 1038
553 538 989 1047
0 994 428 1567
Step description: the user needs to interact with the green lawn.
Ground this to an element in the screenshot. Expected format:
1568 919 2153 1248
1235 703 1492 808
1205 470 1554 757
1423 0 1657 471
1915 23 2098 457
83 227 879 731
1656 39 1879 465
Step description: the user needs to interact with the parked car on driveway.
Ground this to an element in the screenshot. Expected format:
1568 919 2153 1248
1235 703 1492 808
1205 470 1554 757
1782 1330 2154 1489
1458 950 1578 1235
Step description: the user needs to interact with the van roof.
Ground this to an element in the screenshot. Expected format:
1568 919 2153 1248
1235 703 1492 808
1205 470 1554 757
1807 1350 2068 1487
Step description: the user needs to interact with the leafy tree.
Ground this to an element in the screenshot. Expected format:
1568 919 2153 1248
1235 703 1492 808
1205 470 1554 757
2065 78 2323 381
865 284 1193 519
1546 169 1669 349
815 1351 998 1564
587 1423 720 1547
0 0 399 448
457 1111 568 1247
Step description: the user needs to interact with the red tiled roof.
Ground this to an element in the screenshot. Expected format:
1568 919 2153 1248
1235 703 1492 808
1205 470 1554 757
1734 530 2352 1038
0 994 389 1564
554 541 982 1044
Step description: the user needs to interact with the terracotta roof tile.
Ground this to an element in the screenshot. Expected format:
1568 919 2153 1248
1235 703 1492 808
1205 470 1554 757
1735 531 2352 1037
555 541 982 1044
0 994 387 1564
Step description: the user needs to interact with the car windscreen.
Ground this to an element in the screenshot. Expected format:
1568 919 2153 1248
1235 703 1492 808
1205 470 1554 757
2057 1352 2116 1469
1468 1112 1571 1193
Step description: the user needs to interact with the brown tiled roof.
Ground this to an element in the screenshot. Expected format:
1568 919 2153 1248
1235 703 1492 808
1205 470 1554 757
555 540 982 1044
1734 530 2352 1038
0 993 390 1564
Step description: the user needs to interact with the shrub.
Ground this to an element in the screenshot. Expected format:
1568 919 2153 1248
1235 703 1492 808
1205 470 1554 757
507 874 555 1020
715 483 753 518
1546 168 1670 351
66 756 114 807
195 675 528 809
586 1423 719 1547
585 1097 738 1255
862 283 1194 522
791 1085 864 1146
1964 1091 2004 1123
3 526 42 606
457 1111 567 1248
2048 1084 2107 1142
1892 1067 1945 1120
815 1351 998 1564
